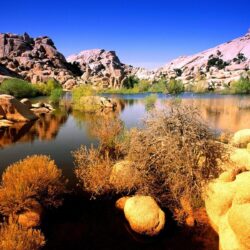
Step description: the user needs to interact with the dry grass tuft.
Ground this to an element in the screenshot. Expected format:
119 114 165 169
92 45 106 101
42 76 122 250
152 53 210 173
0 219 45 250
0 155 66 217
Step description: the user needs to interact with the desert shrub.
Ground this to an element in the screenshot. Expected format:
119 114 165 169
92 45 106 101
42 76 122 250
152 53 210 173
0 78 38 98
167 79 184 94
72 85 95 102
49 88 63 104
191 80 208 93
127 104 226 223
233 52 247 64
174 68 183 77
231 77 250 94
88 115 126 157
206 52 229 71
149 78 167 93
137 80 151 92
35 78 62 96
0 220 45 250
0 155 66 216
74 146 114 197
123 75 139 89
144 94 157 110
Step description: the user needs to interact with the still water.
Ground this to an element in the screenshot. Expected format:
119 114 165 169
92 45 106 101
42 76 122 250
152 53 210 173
1 92 250 249
1 92 250 176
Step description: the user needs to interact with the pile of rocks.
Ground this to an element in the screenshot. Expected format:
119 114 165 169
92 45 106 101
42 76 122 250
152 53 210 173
0 94 54 127
67 49 132 88
0 33 78 89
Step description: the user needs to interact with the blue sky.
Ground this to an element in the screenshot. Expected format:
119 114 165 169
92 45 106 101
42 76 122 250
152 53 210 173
1 0 250 69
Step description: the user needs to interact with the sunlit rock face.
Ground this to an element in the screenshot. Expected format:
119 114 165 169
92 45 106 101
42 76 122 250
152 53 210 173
0 33 78 88
0 95 37 122
205 169 250 250
155 29 250 89
67 49 134 88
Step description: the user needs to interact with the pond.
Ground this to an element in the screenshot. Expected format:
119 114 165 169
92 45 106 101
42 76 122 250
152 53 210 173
1 92 250 249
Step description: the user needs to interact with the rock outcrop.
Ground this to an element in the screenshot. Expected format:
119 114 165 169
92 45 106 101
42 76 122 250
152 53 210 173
0 94 37 122
152 29 250 90
67 49 132 88
116 195 165 236
205 169 250 250
0 33 79 88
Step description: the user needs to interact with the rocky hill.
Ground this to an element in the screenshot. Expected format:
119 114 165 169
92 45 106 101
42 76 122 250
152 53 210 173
152 29 250 89
0 33 79 89
0 30 250 90
67 49 134 88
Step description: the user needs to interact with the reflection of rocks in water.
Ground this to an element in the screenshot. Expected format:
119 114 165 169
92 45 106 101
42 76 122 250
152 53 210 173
164 98 250 132
0 121 35 148
0 111 68 148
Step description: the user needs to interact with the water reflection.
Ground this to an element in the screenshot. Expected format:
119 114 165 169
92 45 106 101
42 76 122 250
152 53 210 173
0 111 68 148
1 93 250 173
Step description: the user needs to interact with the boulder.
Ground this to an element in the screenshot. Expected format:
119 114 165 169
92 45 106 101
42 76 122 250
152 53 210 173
205 170 250 250
123 195 165 236
232 129 250 148
0 94 37 122
20 98 32 109
230 148 250 170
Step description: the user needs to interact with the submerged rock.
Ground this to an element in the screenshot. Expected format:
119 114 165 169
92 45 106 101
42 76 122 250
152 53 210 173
0 94 37 122
121 195 165 236
20 98 32 109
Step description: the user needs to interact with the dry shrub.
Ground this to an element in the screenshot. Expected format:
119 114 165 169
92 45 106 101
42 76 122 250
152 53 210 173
0 220 45 250
0 155 66 216
88 115 128 158
127 104 227 223
74 146 114 197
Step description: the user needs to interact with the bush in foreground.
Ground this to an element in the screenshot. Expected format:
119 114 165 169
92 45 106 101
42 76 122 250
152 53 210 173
0 220 45 250
127 104 226 222
0 155 66 217
0 78 38 98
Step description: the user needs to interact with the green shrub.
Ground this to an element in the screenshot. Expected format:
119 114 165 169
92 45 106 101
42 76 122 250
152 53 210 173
35 78 62 96
49 88 63 104
149 78 167 93
231 77 250 94
174 68 183 77
206 52 229 71
137 80 150 92
123 75 139 89
0 78 38 98
167 79 184 94
72 85 95 103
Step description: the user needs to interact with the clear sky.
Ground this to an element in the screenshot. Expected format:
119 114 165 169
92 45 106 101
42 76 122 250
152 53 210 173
1 0 250 69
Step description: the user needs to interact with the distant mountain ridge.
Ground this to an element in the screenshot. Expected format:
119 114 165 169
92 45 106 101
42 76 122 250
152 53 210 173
0 29 250 89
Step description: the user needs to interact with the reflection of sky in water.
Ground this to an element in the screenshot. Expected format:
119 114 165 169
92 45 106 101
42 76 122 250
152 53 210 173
1 93 250 177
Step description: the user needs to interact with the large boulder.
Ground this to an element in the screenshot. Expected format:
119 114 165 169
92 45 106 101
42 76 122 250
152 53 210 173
205 170 250 250
230 148 250 170
232 129 250 148
0 94 37 122
122 195 165 236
